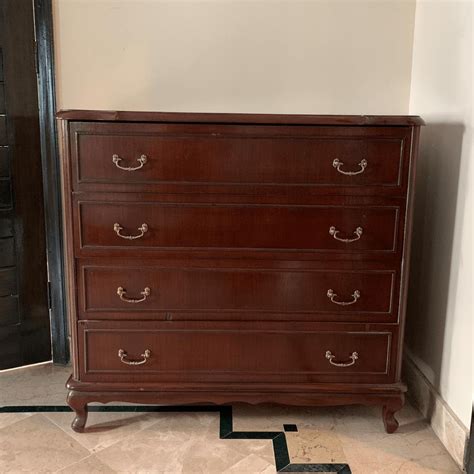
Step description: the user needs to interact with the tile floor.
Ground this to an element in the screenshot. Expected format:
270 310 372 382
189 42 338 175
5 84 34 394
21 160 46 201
0 363 461 473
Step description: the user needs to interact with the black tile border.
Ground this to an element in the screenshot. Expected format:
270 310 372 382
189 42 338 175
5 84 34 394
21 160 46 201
0 405 351 473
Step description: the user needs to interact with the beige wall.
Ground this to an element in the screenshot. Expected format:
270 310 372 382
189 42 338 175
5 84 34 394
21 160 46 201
407 0 473 429
53 0 415 114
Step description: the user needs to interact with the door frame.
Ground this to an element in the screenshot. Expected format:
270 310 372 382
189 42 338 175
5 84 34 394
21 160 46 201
34 0 69 364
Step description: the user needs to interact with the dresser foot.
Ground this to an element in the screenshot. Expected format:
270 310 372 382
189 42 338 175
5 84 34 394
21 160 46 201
382 394 404 433
67 390 89 433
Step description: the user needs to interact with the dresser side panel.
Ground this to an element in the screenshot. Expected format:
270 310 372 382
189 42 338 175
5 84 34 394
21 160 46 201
58 118 79 378
395 125 421 380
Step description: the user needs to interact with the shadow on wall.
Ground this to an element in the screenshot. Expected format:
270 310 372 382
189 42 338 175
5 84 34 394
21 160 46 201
405 122 466 397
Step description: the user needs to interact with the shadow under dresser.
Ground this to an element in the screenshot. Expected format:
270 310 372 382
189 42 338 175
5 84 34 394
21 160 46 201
57 110 423 433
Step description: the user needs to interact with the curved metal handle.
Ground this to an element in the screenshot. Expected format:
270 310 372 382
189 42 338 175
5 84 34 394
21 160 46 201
113 223 148 240
333 158 367 176
117 286 150 303
329 226 363 243
327 289 360 306
325 350 359 367
118 349 151 366
112 154 147 171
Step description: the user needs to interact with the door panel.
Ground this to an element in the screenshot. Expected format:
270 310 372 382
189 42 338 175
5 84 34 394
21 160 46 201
0 0 51 369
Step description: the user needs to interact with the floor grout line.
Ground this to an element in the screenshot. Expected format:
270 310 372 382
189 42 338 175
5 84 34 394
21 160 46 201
53 452 98 474
42 411 98 453
0 411 39 432
44 409 163 455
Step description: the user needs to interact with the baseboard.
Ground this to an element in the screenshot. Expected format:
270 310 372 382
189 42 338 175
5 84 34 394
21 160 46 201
403 350 469 470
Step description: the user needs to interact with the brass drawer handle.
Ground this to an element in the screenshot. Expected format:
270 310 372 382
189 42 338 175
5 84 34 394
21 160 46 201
333 158 367 176
327 289 360 306
329 226 363 243
113 223 148 240
325 350 359 367
118 349 151 366
112 154 147 171
117 286 150 303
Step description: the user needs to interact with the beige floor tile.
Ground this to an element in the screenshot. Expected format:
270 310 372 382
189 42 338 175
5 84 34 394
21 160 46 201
95 414 248 473
136 410 219 438
0 414 90 472
397 402 428 426
222 438 275 465
58 454 116 473
202 412 275 464
0 411 33 429
333 404 386 434
232 403 336 432
0 365 462 473
45 410 164 453
339 421 461 473
348 458 460 474
224 453 275 473
0 362 71 406
286 428 346 464
180 436 255 473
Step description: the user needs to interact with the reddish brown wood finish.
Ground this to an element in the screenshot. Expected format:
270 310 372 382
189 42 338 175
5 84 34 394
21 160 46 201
79 263 397 321
57 109 425 126
71 122 409 190
78 320 395 384
77 200 400 254
58 110 422 434
65 382 406 436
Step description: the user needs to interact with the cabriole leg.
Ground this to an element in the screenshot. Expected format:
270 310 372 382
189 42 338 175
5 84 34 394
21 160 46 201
67 390 89 433
382 394 405 433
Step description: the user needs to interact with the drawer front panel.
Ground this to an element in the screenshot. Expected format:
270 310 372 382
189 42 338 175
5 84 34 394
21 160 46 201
77 201 399 255
78 322 394 383
71 122 409 190
79 265 397 321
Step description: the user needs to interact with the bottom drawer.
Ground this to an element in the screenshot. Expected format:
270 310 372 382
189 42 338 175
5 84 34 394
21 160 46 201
77 321 396 384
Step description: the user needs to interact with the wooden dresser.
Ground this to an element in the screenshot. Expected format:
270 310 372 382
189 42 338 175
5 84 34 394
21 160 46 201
58 110 423 433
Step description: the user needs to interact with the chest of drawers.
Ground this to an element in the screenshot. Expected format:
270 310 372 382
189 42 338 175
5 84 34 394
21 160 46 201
58 110 423 433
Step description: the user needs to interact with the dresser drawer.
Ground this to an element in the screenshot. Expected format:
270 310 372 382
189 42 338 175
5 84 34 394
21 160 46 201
76 200 400 255
70 122 410 192
78 321 395 384
78 263 398 322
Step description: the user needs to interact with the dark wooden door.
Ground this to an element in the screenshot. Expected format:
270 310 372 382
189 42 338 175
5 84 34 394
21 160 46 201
0 0 51 369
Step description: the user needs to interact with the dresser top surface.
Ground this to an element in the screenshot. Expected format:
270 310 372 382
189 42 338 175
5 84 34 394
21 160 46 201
57 110 424 126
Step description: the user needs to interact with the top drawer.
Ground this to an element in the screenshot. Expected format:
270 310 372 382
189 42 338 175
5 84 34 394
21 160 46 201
69 122 412 195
